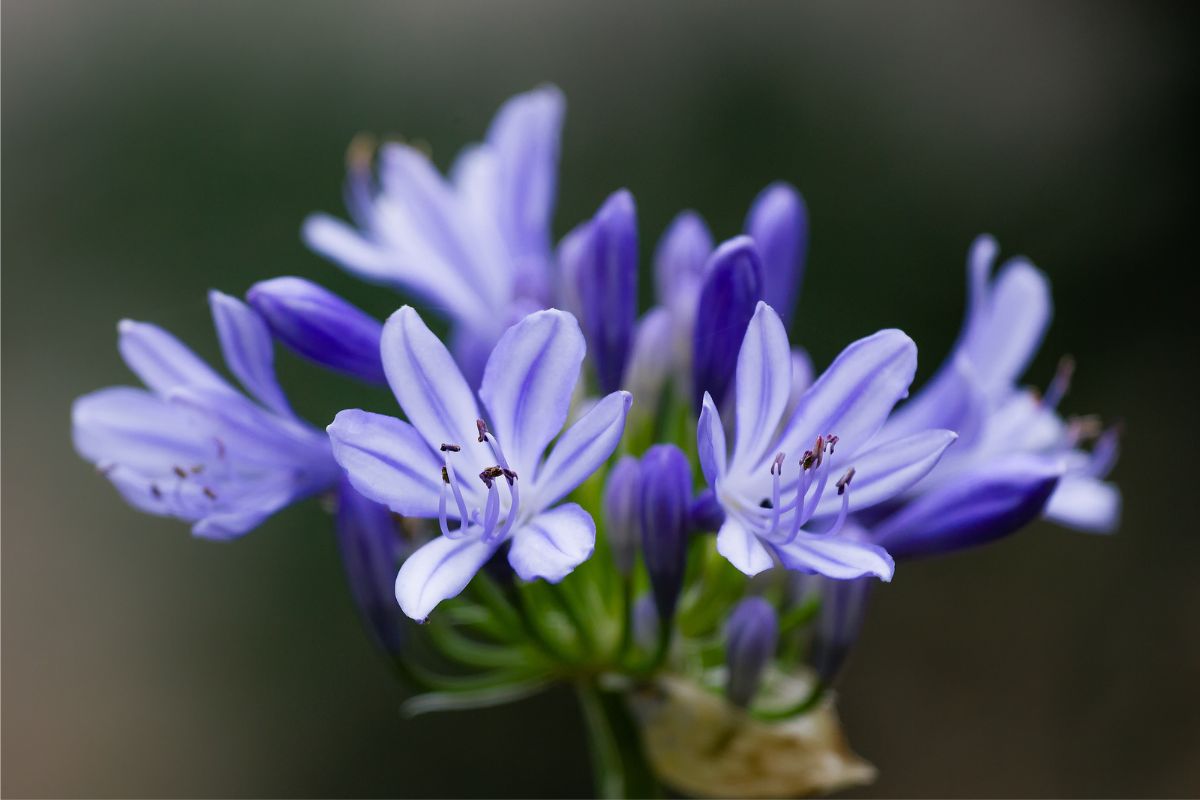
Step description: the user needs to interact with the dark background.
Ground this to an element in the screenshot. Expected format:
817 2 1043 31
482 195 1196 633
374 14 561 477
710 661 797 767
4 1 1198 796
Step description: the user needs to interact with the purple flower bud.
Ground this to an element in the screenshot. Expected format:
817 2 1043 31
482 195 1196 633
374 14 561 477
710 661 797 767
871 456 1063 559
559 189 638 394
692 236 764 410
246 277 385 384
653 210 713 306
689 488 726 532
335 480 409 653
603 456 643 576
744 182 808 324
639 444 692 623
810 577 871 685
725 596 779 707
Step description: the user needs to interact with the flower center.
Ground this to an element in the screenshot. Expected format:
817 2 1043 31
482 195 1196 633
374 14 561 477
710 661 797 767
436 419 521 543
741 433 855 543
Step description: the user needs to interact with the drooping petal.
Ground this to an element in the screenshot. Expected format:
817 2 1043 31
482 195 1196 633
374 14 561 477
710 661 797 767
485 85 565 280
777 329 917 462
811 429 958 517
327 409 451 517
209 291 293 418
654 210 713 307
507 502 596 583
117 319 232 397
744 182 807 323
716 517 774 577
559 190 638 394
395 532 501 621
532 390 631 510
479 309 585 477
380 306 483 462
1043 475 1121 534
732 302 793 471
771 535 895 581
696 392 728 486
692 236 764 410
246 276 386 385
336 479 408 653
871 455 1063 558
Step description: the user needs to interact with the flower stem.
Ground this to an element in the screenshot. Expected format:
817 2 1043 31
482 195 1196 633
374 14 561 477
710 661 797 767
574 679 660 799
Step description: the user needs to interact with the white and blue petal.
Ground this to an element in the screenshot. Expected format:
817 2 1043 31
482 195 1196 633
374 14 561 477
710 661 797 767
731 302 792 471
533 390 631 510
716 517 774 577
812 429 958 517
507 503 596 583
395 532 501 621
771 533 895 582
1043 474 1121 534
117 319 233 397
696 392 728 486
209 291 293 418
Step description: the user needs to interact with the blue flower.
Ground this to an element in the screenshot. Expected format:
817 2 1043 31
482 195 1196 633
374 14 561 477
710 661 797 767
878 236 1121 554
303 86 565 382
72 292 340 539
695 301 958 580
327 306 631 621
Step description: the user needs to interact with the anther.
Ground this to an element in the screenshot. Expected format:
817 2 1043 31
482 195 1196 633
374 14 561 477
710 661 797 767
826 435 839 455
476 419 489 443
801 450 816 471
479 465 504 488
770 452 786 476
150 483 162 499
190 464 204 474
836 467 856 496
502 468 518 485
173 465 188 479
440 443 461 452
441 466 450 484
96 463 116 476
203 486 218 501
814 435 825 468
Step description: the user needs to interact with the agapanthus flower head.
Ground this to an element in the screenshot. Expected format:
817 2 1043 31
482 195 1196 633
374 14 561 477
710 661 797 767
327 305 631 620
72 291 340 539
696 301 958 580
304 86 565 382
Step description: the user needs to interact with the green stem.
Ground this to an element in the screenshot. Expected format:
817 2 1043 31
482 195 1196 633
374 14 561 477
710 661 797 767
574 680 661 799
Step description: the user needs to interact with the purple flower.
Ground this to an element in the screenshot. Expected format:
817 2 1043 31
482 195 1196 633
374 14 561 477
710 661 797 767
808 576 872 685
603 455 642 576
880 236 1121 552
696 301 957 580
303 86 565 382
725 596 779 706
639 444 692 623
327 306 631 620
744 182 808 325
559 189 638 393
692 237 764 410
247 276 385 384
72 292 340 539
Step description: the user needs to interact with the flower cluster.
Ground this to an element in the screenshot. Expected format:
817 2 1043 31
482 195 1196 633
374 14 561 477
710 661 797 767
72 86 1121 797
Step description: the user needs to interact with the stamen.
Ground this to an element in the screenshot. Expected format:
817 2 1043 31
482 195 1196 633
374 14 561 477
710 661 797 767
820 468 855 537
826 435 840 455
440 447 470 527
190 464 204 474
1088 424 1121 479
96 463 116 477
476 419 489 443
150 483 162 499
836 467 856 496
202 486 218 501
439 443 461 452
814 435 825 468
479 465 504 488
766 452 786 535
1042 355 1075 409
1066 414 1103 446
481 481 500 539
173 465 188 479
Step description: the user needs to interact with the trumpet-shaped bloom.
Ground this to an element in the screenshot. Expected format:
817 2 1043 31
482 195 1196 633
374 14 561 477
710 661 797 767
72 292 340 539
304 86 565 381
696 302 957 580
881 235 1121 548
328 306 631 620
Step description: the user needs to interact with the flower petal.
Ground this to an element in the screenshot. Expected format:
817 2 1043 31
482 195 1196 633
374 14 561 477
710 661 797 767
965 256 1052 396
697 392 728 487
381 306 483 464
533 390 631 510
395 532 500 621
209 291 293 418
732 302 793 471
777 329 917 463
654 210 712 309
872 455 1064 558
479 309 585 477
744 182 807 323
507 503 596 583
327 409 451 517
716 517 774 577
1043 475 1121 534
166 386 323 469
692 236 764 410
117 319 232 397
73 386 212 472
812 429 958 517
772 535 895 581
882 354 987 447
336 479 408 653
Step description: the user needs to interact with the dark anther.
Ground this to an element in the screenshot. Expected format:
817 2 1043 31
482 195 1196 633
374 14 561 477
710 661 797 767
214 437 227 459
759 498 774 509
440 443 462 452
502 468 518 485
476 419 489 443
801 450 816 471
441 466 450 484
96 463 116 476
826 434 839 455
814 435 825 467
770 452 786 476
836 467 856 495
173 465 188 479
479 465 504 487
150 483 162 499
190 464 205 474
203 486 218 500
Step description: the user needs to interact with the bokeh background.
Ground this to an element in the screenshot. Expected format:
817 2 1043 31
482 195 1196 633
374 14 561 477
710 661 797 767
4 1 1198 796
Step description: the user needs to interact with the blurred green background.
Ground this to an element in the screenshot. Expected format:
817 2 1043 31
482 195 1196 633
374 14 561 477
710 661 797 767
4 1 1198 796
